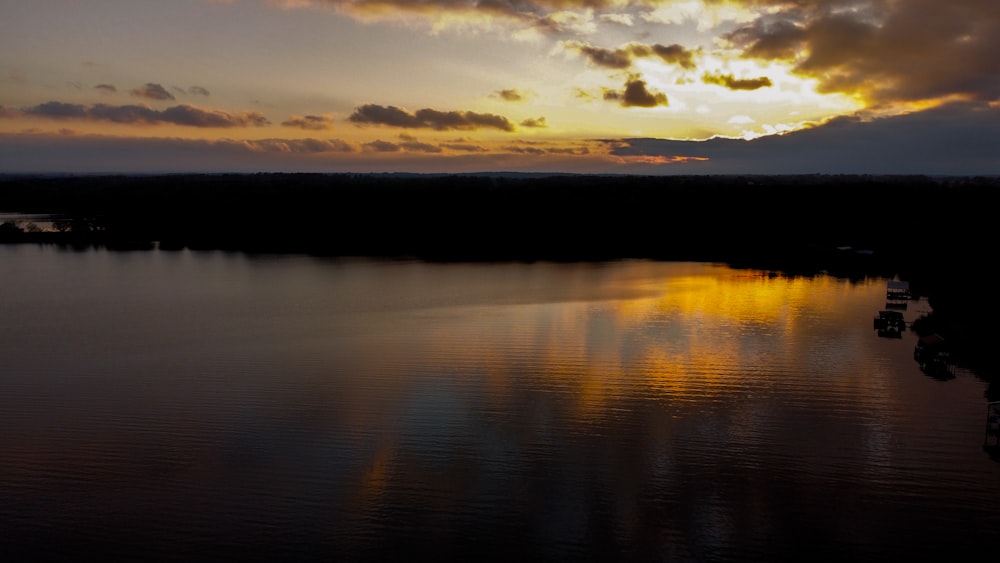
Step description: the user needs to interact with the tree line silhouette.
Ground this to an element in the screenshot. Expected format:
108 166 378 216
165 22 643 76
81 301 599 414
2 172 994 264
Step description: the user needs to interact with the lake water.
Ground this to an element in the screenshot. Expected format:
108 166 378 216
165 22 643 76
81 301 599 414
2 244 999 562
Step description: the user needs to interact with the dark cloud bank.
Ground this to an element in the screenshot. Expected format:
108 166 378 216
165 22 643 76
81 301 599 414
349 104 516 131
0 102 997 175
131 83 175 101
19 101 269 128
610 102 1000 176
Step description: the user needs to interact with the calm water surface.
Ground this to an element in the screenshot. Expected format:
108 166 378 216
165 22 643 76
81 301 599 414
2 245 999 562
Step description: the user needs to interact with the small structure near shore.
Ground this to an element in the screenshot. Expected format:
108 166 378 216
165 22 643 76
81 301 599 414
874 310 906 337
914 332 954 378
886 280 912 309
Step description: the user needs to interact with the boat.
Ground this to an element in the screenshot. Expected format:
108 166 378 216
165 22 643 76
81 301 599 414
873 310 906 333
874 310 905 338
913 332 955 377
914 333 948 362
885 280 913 303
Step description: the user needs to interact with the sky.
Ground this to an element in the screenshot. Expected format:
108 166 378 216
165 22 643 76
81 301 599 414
1 0 998 175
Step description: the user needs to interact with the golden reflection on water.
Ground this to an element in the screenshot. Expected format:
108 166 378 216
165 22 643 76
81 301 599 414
325 262 938 553
357 264 889 430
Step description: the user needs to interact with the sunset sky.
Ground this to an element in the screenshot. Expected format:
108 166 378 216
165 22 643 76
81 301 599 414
1 0 998 175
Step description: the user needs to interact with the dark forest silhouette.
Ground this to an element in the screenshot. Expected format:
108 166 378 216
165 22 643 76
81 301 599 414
1 173 995 262
2 172 998 380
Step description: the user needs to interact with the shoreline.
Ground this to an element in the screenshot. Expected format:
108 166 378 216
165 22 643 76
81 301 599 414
3 172 997 374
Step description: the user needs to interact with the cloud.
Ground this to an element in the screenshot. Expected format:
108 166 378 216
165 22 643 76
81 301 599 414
440 141 488 152
3 102 996 174
22 101 90 119
501 141 590 156
398 134 443 153
347 104 418 128
291 0 993 109
189 86 211 96
561 40 633 69
94 84 117 94
159 105 270 127
0 131 366 174
348 104 516 131
544 8 597 34
0 129 616 175
702 72 772 90
364 140 402 152
602 101 1000 175
87 104 161 123
339 133 446 153
722 0 1000 107
603 77 668 108
544 145 589 155
240 137 356 153
20 101 270 128
641 0 760 31
130 83 176 101
269 0 625 34
503 144 546 155
599 13 633 26
573 88 597 101
495 89 526 102
561 41 699 71
282 114 336 130
647 43 698 70
520 116 547 128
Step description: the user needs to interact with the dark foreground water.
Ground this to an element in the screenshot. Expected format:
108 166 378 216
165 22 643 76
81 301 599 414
2 245 999 562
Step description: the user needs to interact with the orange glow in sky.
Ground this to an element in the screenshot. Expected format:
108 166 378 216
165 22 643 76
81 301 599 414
1 0 998 174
